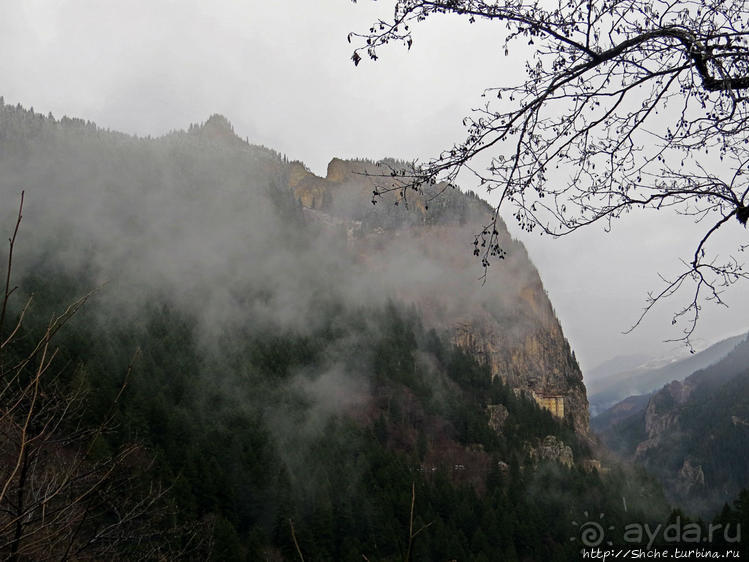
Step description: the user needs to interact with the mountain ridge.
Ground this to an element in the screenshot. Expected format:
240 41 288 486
0 100 593 442
596 334 749 515
0 101 628 559
588 331 747 415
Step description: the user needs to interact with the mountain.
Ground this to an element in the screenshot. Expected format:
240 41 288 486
597 335 749 515
587 332 747 415
0 101 672 560
591 393 651 434
0 101 591 440
287 156 592 437
586 352 653 382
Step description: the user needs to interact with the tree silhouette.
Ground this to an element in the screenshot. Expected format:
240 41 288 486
350 0 749 345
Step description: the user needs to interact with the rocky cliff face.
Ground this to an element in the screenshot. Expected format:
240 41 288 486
287 157 591 438
452 304 589 436
529 435 575 467
634 379 692 458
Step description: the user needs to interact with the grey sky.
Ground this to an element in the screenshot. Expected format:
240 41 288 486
1 0 747 375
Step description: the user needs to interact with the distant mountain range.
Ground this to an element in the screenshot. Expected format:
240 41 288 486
587 332 748 415
594 334 749 515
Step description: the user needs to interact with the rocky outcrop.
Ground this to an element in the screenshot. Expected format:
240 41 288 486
487 404 509 433
634 379 695 459
326 157 350 183
676 459 705 496
289 162 335 210
453 305 590 437
287 157 592 439
529 435 574 467
288 161 311 188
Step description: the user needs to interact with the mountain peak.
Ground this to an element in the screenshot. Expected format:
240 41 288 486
190 114 241 144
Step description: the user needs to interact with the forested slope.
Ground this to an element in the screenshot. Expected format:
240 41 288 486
0 101 713 560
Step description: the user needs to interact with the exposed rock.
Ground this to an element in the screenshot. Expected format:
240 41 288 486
288 161 310 188
326 157 350 183
288 158 354 210
676 459 705 496
453 310 590 437
598 337 749 516
529 435 574 467
293 174 332 210
634 382 685 459
487 404 509 433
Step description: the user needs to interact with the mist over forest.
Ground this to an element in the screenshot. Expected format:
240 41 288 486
4 1 749 560
0 98 746 559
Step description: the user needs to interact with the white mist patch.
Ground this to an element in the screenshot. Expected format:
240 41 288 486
291 364 369 431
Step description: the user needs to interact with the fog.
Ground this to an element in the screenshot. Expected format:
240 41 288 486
1 1 748 373
0 110 537 339
0 105 563 461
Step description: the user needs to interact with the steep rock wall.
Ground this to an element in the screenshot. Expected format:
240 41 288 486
289 158 591 438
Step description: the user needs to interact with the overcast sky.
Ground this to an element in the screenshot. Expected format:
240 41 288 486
1 0 747 375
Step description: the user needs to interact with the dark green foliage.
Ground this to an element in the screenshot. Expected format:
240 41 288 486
0 101 679 560
9 276 669 559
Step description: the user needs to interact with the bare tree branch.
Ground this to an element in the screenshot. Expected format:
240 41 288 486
0 196 213 560
351 0 749 346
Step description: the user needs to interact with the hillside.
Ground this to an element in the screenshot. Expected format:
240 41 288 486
597 335 749 515
0 102 677 560
0 101 590 439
